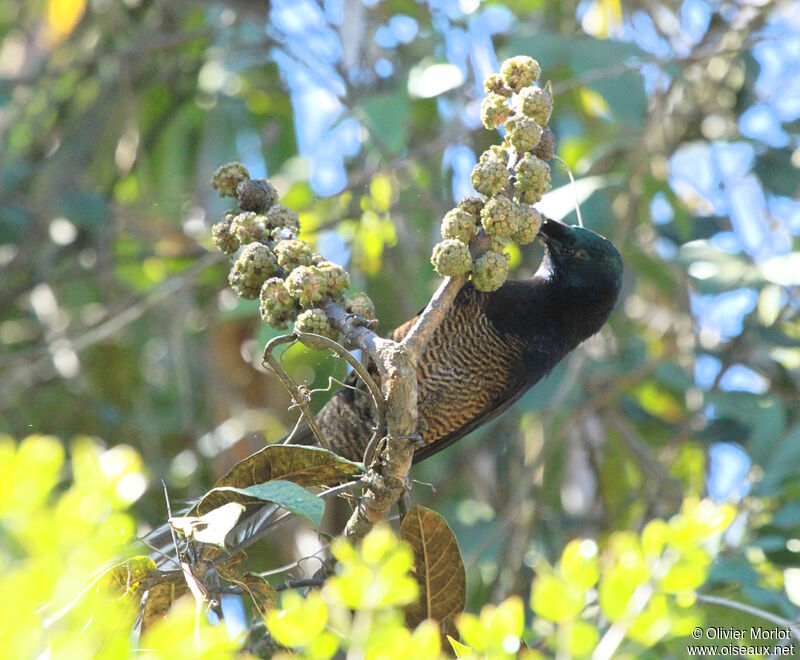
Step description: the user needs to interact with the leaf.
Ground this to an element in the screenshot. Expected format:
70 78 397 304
195 480 324 530
47 0 87 41
400 505 466 628
106 556 157 596
447 635 473 658
239 574 278 616
212 444 363 492
266 591 328 648
170 502 245 549
531 574 585 622
141 579 187 634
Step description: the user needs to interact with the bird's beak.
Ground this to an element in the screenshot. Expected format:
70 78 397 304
539 217 568 249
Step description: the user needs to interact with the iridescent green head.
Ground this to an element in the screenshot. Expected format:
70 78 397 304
539 217 623 299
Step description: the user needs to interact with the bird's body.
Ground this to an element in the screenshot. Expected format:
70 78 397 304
144 218 622 560
304 218 623 463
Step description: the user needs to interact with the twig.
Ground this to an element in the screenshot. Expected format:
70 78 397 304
295 330 386 463
274 576 326 592
261 334 329 450
162 480 184 566
695 593 800 639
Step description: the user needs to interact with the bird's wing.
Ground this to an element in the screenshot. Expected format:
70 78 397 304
392 285 539 463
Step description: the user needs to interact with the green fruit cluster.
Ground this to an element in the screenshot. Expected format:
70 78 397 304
431 54 555 291
345 292 376 320
431 239 472 277
208 162 371 342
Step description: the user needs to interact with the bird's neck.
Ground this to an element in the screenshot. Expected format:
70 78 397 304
486 267 617 360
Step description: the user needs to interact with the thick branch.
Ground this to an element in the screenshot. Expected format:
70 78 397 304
323 276 467 541
399 275 467 362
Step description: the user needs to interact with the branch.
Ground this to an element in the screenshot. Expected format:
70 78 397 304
322 277 468 542
399 275 468 362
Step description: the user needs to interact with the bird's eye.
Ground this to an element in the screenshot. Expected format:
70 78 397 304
574 249 590 260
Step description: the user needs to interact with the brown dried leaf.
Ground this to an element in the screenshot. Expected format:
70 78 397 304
239 573 279 617
212 444 363 493
140 580 187 634
400 505 466 629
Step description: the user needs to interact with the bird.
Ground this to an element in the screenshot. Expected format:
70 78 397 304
144 217 622 561
304 216 623 464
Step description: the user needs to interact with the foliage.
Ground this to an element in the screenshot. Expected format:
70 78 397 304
0 434 241 658
2 0 800 656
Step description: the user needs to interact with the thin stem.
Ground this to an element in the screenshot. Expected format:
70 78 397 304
554 155 583 228
262 334 329 450
295 330 385 462
695 593 800 639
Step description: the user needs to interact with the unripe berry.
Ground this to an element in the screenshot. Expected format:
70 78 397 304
480 93 511 130
285 266 326 307
295 308 338 341
514 154 551 204
228 243 278 299
519 85 553 126
441 208 479 244
260 277 297 329
266 204 300 231
231 211 269 245
506 116 542 154
457 196 485 219
274 239 315 272
479 144 509 166
533 127 556 161
513 205 543 244
211 215 240 254
484 73 513 97
211 162 249 197
431 239 472 277
345 292 376 320
472 250 509 292
481 196 519 238
236 178 278 213
316 260 350 298
500 56 541 92
471 160 509 197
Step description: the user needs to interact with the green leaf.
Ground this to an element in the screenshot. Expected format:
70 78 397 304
560 539 599 590
266 591 328 649
447 635 473 658
531 574 585 622
196 480 324 529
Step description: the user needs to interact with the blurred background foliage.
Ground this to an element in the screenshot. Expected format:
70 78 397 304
2 0 800 654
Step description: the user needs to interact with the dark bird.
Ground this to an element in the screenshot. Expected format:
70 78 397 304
300 216 623 463
144 217 622 559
